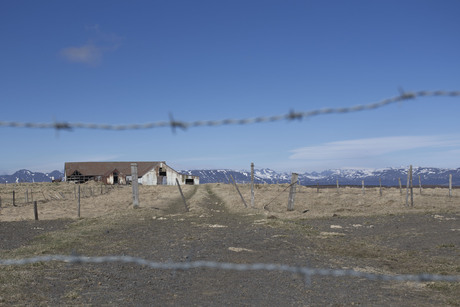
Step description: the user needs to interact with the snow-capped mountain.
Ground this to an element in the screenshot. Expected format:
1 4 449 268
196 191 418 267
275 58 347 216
182 167 460 186
0 169 63 184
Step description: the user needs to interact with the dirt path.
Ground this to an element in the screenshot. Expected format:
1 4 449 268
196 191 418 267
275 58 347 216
1 185 459 306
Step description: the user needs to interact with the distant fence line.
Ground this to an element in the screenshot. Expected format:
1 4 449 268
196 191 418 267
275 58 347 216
0 90 459 132
0 183 116 207
1 254 459 284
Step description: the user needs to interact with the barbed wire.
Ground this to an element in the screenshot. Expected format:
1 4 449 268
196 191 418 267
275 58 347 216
1 254 459 284
1 90 459 132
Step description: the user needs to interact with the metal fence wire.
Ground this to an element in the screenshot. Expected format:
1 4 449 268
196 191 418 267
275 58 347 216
1 255 459 284
1 90 459 132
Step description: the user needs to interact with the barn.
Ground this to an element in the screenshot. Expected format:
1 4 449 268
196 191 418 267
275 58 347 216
64 161 199 185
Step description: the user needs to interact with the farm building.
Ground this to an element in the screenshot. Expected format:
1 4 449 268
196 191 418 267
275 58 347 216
64 161 199 185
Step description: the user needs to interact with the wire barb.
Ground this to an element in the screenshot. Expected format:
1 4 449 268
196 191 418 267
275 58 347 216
0 90 459 132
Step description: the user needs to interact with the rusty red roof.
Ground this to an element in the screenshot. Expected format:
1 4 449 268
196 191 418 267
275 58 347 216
65 162 165 177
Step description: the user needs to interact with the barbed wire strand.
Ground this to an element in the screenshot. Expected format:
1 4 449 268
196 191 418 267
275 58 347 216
1 255 459 284
1 90 459 132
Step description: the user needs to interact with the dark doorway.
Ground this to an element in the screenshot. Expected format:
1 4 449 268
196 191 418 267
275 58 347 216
185 179 194 185
113 172 119 184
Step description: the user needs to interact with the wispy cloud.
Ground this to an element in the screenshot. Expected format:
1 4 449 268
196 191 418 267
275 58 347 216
60 44 102 65
290 135 460 160
59 25 123 65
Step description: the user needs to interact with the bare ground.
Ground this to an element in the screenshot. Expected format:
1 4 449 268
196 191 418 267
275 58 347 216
1 183 459 306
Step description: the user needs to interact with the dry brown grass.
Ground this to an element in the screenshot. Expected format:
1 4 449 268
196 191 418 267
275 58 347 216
0 182 197 222
0 182 459 222
211 183 460 218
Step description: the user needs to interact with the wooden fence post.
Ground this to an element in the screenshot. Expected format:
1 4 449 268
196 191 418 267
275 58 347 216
13 190 16 207
449 174 452 198
230 174 247 208
131 163 139 208
317 182 319 193
250 162 255 208
379 178 382 196
287 173 298 211
34 201 38 220
398 178 402 195
419 175 422 195
410 166 414 206
77 184 81 218
176 178 189 212
405 166 410 206
405 165 414 207
25 189 29 204
362 180 365 195
336 179 339 193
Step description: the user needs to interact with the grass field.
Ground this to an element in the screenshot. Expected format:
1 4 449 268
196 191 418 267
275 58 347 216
0 182 458 222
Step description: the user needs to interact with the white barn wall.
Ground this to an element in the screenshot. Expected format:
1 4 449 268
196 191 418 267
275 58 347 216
139 162 199 185
140 171 157 185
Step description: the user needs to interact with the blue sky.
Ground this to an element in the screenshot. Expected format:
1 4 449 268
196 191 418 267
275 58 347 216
1 0 460 174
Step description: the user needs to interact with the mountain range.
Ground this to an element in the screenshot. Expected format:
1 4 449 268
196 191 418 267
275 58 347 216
1 167 459 186
182 167 460 186
0 169 63 184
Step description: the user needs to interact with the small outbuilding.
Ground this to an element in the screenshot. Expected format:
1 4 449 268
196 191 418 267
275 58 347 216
64 161 199 185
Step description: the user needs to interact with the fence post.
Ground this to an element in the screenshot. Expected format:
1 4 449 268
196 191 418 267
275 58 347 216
336 179 339 193
131 163 139 208
287 173 298 211
13 190 16 207
0 196 2 208
176 178 189 212
34 201 38 220
230 174 247 208
406 165 413 207
317 182 319 193
398 178 402 195
419 175 422 195
410 166 414 206
449 174 452 198
379 178 382 196
77 184 81 218
250 162 255 208
405 167 410 206
362 180 365 195
25 189 29 204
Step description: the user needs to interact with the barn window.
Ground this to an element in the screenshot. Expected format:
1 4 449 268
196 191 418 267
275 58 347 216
159 168 167 176
185 179 194 185
69 170 84 183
